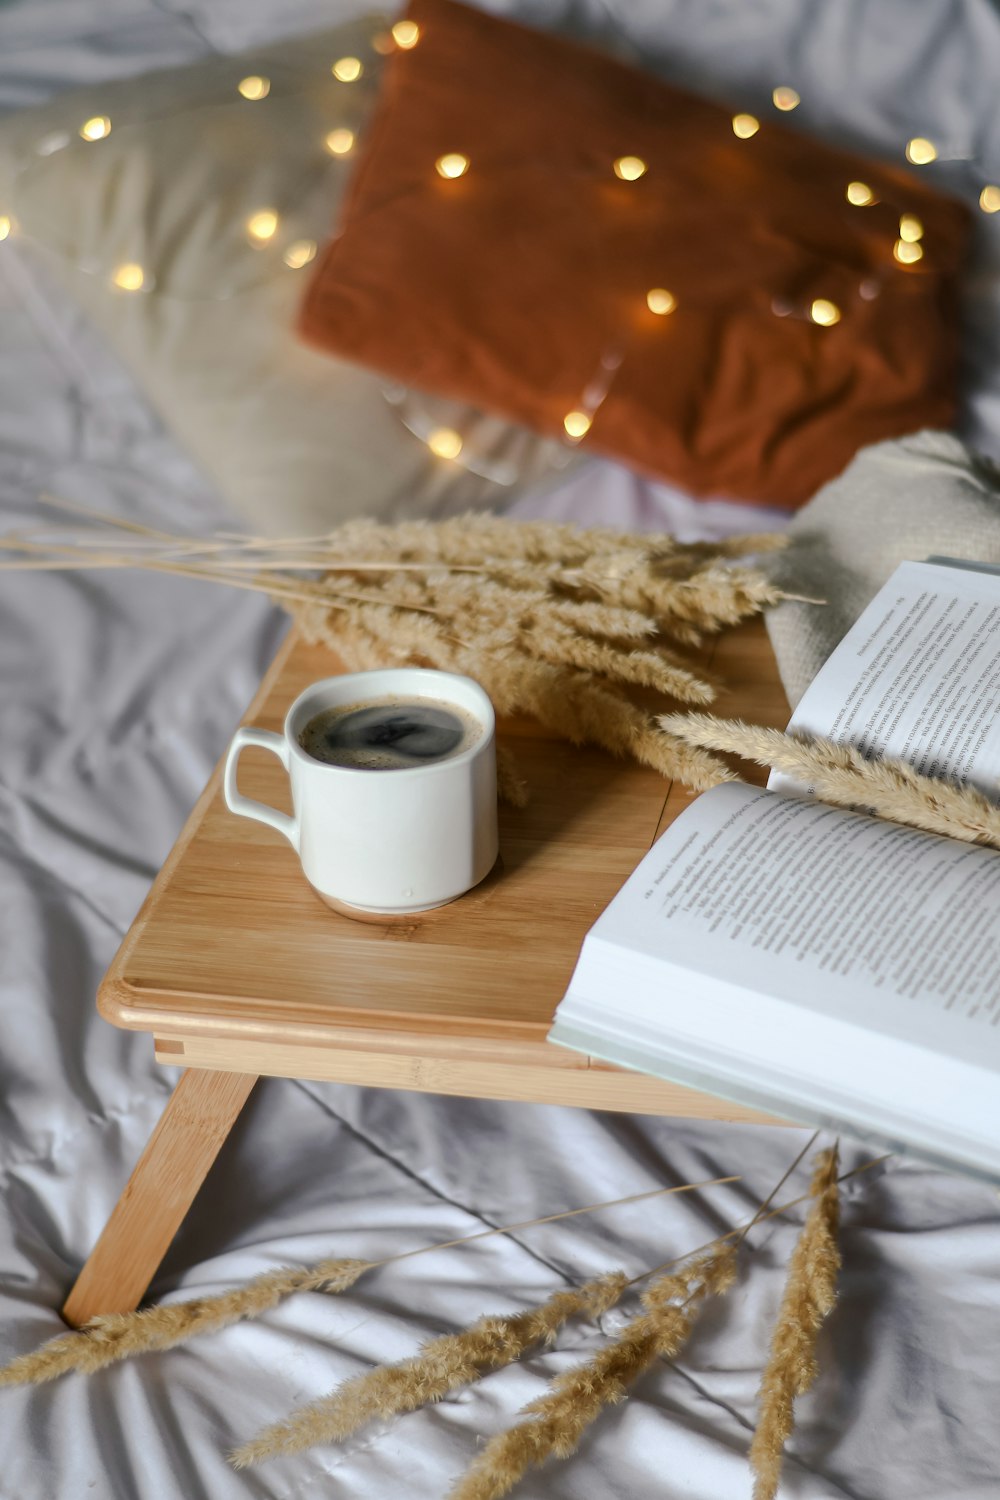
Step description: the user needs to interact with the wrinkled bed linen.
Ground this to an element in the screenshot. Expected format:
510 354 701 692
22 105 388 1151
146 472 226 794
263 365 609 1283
1 3 999 1498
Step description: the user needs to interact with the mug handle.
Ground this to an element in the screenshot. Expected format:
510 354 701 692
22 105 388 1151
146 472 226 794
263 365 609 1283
223 726 299 850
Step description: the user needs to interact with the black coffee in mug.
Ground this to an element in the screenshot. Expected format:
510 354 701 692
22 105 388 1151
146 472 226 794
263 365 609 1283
299 696 482 770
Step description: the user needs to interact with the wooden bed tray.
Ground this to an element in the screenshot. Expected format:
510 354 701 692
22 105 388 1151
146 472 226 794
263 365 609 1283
63 618 790 1326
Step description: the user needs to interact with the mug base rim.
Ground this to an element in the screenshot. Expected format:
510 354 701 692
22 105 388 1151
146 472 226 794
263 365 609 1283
316 889 461 922
312 858 500 923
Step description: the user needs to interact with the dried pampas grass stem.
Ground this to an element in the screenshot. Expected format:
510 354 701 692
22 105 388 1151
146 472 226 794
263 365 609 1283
231 1271 630 1469
1 501 795 794
234 1148 877 1487
749 1147 841 1500
0 1258 368 1388
0 1179 735 1388
659 714 1000 848
451 1244 737 1500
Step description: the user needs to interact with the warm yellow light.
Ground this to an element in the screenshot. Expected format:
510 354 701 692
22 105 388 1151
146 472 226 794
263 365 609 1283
283 239 317 269
435 152 469 179
899 213 924 243
646 288 676 316
237 75 270 100
246 209 279 243
563 410 592 439
906 137 937 165
979 185 1000 214
894 238 924 264
772 86 800 111
112 262 144 291
80 115 111 142
810 298 841 326
0 215 10 242
613 155 647 181
846 180 875 206
325 128 355 156
732 113 760 139
427 427 463 460
332 56 363 82
391 19 420 48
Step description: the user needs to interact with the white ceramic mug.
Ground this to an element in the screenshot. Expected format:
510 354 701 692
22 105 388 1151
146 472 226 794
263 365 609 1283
223 668 498 915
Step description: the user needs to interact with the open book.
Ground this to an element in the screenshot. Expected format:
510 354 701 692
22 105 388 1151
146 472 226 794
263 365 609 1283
549 560 1000 1180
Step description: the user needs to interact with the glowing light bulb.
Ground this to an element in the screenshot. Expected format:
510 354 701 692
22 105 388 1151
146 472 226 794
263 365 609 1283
237 75 270 100
112 263 144 291
846 180 875 206
435 152 469 179
613 155 647 181
906 137 937 165
427 427 463 459
0 215 11 241
646 288 676 316
563 410 592 439
246 209 279 243
979 185 1000 214
894 238 924 264
79 115 111 142
732 113 760 139
392 19 420 48
283 239 317 269
772 86 800 111
332 56 363 82
899 213 924 243
325 128 355 156
810 298 841 326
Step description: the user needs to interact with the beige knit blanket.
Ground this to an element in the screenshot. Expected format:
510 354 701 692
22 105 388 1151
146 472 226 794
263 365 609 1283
765 430 1000 707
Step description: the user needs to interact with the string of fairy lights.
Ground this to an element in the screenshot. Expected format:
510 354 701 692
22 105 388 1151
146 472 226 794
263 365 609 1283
0 14 998 467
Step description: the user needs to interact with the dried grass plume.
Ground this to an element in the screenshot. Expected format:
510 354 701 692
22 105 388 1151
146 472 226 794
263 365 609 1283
0 501 795 795
659 713 1000 848
231 1272 629 1469
749 1147 841 1500
451 1243 737 1500
0 1179 732 1389
291 518 793 794
0 1259 368 1388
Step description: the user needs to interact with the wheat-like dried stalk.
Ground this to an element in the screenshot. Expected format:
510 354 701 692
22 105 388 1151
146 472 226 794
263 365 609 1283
530 629 717 704
1 501 793 793
451 1244 737 1500
0 1179 737 1387
620 564 790 633
322 515 786 571
231 1271 630 1469
283 524 792 790
659 714 1000 847
300 606 736 793
0 1258 368 1387
0 1146 873 1499
749 1147 841 1500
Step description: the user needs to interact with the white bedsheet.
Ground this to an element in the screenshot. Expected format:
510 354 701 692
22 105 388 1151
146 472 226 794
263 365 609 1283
1 3 999 1498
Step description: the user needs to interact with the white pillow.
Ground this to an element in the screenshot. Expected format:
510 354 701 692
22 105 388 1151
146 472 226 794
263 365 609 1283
0 17 572 533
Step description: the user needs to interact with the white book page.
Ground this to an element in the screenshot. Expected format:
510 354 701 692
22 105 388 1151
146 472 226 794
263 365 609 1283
552 783 1000 1170
581 783 1000 1068
770 560 1000 797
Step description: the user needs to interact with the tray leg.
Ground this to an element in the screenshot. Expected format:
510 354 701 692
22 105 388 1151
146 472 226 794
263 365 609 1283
61 1068 258 1328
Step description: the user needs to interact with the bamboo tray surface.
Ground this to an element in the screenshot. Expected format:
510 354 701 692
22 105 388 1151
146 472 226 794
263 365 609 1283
98 621 789 1122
